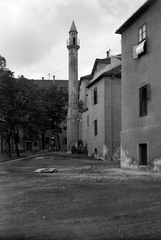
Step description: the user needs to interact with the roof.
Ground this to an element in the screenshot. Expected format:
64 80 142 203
79 74 92 87
91 58 111 76
69 21 78 33
29 79 68 88
80 74 93 81
87 56 121 88
116 0 158 34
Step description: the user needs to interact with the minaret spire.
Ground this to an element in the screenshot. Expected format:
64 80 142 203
67 22 80 152
69 21 78 33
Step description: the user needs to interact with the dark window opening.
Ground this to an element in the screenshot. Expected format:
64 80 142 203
73 37 76 45
94 88 97 105
139 84 149 117
63 137 67 144
63 124 67 130
87 115 89 127
46 137 49 144
34 142 38 147
139 143 147 166
26 142 32 151
94 119 98 136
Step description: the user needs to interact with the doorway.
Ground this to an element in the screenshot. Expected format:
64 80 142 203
26 142 32 152
139 143 147 165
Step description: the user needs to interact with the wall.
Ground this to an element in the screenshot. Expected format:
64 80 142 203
121 1 161 169
80 109 89 147
87 79 105 158
105 76 121 158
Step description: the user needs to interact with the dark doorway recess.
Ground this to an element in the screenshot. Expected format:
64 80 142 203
139 143 147 165
26 142 32 152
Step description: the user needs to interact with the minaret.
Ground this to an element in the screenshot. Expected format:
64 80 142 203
67 21 80 152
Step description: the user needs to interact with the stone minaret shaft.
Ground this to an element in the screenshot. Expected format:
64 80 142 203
67 21 80 152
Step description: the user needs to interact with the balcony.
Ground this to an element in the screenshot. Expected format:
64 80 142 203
67 38 80 48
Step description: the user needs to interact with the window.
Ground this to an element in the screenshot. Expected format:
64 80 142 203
34 142 38 147
94 88 97 105
87 115 89 127
139 84 149 117
85 93 88 108
94 120 98 136
73 37 76 45
138 24 146 43
63 123 67 130
63 137 67 144
46 137 49 144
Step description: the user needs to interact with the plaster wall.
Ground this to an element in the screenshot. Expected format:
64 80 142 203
105 76 121 156
87 80 105 157
80 110 89 146
121 1 161 169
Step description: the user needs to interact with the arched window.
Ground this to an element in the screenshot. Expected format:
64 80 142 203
73 37 76 45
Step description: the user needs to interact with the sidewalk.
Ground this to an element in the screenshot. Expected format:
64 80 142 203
0 151 48 164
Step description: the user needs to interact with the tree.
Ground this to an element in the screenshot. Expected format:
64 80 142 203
78 99 85 112
0 55 68 155
43 85 68 150
0 73 40 157
0 119 7 153
0 55 6 70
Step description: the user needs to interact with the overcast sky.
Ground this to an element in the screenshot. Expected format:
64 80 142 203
0 0 146 80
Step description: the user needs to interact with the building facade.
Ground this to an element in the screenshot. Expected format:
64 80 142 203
79 54 121 160
116 0 161 171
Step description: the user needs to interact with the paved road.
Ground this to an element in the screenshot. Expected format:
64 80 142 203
0 155 161 240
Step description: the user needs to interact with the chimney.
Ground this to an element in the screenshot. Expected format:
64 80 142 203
53 75 55 81
42 77 44 80
106 49 111 58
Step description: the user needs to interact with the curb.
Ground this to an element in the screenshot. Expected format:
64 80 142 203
0 153 49 165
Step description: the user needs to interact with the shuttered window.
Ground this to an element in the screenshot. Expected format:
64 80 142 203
94 88 97 105
87 115 89 127
139 84 150 117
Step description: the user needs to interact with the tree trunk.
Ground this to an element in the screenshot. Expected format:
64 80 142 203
7 136 11 158
56 128 61 151
7 128 13 158
42 132 45 151
14 128 20 157
1 132 4 153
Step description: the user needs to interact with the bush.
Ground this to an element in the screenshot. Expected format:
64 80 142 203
83 145 88 155
71 142 88 155
71 146 78 154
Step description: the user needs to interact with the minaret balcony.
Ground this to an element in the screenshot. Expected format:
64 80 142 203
67 38 80 48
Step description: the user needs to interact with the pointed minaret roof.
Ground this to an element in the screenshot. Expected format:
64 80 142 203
69 21 78 33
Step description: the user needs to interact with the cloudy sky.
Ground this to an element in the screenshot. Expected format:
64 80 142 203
0 0 146 80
